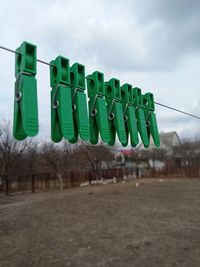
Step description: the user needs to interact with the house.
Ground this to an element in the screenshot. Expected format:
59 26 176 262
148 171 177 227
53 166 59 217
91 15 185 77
137 131 181 155
114 131 182 177
137 131 182 172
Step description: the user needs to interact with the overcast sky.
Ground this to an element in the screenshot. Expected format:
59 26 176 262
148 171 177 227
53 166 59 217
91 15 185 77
0 0 200 141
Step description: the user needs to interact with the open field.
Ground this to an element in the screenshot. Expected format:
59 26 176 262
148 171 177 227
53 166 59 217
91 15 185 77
0 179 200 267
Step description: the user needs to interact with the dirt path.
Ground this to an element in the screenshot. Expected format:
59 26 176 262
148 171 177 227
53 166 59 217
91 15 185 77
0 179 200 267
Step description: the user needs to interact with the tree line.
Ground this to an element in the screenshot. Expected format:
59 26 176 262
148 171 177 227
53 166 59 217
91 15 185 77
1 119 200 185
0 120 114 188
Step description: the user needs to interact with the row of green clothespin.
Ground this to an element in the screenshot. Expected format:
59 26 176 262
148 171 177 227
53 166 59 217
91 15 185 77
13 41 160 148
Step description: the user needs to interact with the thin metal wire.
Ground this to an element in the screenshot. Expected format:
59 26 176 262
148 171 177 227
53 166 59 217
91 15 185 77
1 44 200 120
0 45 20 54
0 45 53 66
154 102 200 120
37 59 53 66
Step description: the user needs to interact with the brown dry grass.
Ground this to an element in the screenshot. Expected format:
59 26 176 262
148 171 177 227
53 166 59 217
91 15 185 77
0 178 200 267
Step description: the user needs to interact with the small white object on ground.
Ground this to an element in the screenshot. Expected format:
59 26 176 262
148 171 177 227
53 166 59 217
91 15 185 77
80 181 90 187
135 182 140 187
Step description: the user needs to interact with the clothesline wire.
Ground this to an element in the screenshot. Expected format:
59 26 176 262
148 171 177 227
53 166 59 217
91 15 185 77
1 44 200 120
154 102 200 120
0 45 53 66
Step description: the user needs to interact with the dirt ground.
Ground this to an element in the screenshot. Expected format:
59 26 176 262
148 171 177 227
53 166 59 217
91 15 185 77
0 179 200 267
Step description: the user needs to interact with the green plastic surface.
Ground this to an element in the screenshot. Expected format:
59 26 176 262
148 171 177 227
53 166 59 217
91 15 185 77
50 56 74 143
69 63 90 143
51 85 74 142
105 78 127 146
15 41 37 76
132 87 149 147
50 56 70 88
143 93 160 147
121 84 139 147
13 41 38 140
87 71 110 144
12 41 160 148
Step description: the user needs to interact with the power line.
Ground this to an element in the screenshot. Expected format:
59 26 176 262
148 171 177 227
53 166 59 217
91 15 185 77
1 44 200 120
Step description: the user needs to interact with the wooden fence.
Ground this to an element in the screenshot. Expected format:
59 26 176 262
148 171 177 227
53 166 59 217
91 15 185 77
0 169 124 195
0 165 199 196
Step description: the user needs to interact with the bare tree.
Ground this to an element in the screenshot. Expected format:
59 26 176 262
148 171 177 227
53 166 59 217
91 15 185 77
0 120 32 176
41 140 73 190
73 143 114 183
173 139 200 177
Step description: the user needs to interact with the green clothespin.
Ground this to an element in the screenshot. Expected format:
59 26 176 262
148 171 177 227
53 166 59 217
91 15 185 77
105 78 127 146
87 71 110 145
132 87 149 147
13 41 38 140
121 84 139 147
50 56 74 143
69 63 90 143
143 93 160 147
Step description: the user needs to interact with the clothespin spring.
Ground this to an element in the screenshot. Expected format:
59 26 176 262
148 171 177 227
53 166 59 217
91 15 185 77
15 71 32 102
72 87 83 112
108 99 117 120
52 83 67 109
90 93 103 117
123 103 129 122
123 99 137 123
145 111 151 127
135 105 151 127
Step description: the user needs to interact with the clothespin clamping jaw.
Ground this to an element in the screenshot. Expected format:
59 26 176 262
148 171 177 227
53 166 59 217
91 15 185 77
143 93 160 147
132 87 149 147
86 71 110 145
13 41 38 140
105 78 127 146
70 63 90 143
50 56 74 143
121 84 139 147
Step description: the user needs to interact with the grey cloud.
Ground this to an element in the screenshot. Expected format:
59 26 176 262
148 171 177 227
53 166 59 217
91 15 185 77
7 0 200 72
83 0 200 71
89 0 200 71
0 0 200 139
116 0 200 70
132 0 200 24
